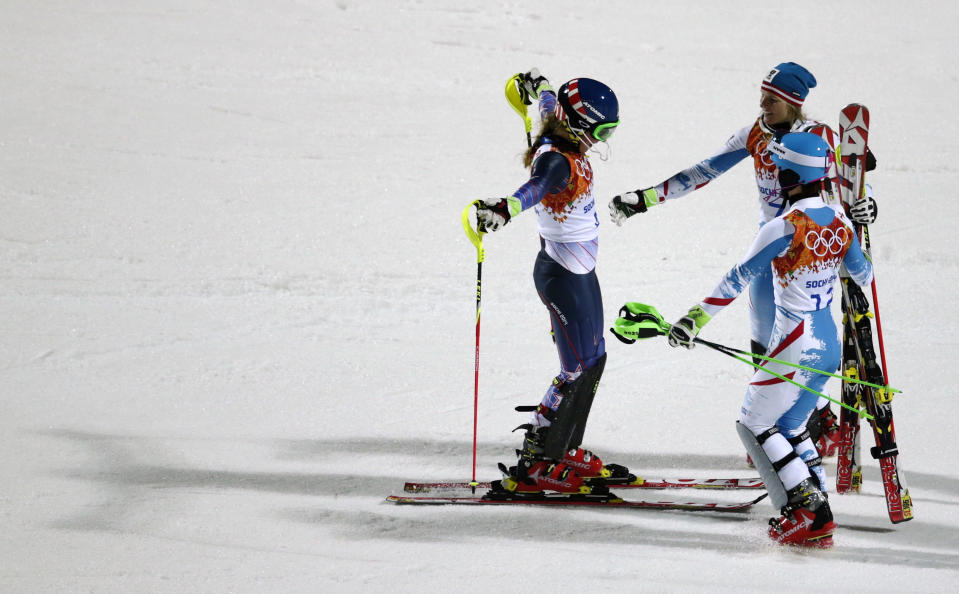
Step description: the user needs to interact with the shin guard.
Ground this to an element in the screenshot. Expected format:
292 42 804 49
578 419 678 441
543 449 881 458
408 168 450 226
542 354 607 460
736 421 789 510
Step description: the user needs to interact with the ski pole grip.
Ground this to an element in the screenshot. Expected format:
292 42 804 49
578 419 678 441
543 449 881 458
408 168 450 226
462 201 485 263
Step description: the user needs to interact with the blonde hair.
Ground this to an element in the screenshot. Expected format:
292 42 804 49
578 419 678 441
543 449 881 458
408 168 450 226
523 114 580 168
787 104 806 124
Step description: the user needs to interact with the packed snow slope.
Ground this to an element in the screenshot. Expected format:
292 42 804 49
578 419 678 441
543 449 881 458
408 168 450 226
2 1 958 591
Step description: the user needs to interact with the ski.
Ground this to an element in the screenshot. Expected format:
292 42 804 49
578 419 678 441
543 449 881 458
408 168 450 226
387 492 767 512
836 299 865 494
834 103 913 523
404 476 764 493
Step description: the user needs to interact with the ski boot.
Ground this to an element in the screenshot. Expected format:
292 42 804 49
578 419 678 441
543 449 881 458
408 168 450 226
768 478 837 548
559 445 606 477
556 447 636 485
815 406 840 458
491 425 591 495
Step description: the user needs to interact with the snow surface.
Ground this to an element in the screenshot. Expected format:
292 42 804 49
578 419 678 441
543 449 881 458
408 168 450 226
3 1 958 591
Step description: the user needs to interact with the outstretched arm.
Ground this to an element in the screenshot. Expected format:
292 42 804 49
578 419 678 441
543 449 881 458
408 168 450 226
668 220 792 348
476 151 570 232
610 125 752 225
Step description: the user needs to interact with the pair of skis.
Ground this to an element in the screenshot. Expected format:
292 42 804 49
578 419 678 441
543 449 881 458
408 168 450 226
387 475 768 512
832 104 913 523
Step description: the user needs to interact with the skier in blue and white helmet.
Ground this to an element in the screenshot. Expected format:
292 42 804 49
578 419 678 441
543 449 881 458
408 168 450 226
609 62 879 455
644 132 873 547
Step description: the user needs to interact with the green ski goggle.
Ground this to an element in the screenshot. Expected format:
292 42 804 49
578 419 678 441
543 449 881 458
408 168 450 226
591 120 619 142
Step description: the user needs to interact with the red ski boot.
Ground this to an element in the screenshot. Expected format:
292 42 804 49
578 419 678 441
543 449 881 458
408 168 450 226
815 407 840 458
561 447 605 477
517 460 588 493
495 424 590 494
768 478 836 548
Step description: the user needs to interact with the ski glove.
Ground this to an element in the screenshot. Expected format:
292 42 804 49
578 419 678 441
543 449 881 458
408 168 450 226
609 188 658 226
519 68 553 104
476 196 521 232
667 306 712 349
849 185 878 225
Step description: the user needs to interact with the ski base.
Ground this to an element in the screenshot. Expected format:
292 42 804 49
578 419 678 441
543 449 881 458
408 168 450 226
387 491 766 512
404 476 764 494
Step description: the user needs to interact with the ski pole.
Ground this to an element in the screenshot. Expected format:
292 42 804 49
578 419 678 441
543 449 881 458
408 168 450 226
695 337 874 421
614 302 899 395
864 229 891 385
461 201 486 491
693 336 899 396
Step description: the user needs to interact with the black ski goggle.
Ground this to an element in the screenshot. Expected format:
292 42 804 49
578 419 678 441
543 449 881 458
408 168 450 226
778 168 802 189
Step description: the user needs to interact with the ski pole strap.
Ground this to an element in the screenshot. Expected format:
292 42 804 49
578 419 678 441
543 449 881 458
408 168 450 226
461 201 485 263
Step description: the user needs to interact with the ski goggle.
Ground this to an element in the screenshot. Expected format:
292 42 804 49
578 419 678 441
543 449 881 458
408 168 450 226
590 120 619 142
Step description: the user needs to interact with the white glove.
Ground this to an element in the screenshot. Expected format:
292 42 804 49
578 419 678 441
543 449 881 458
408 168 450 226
520 68 552 102
666 306 712 349
476 197 512 232
609 189 650 226
667 317 697 349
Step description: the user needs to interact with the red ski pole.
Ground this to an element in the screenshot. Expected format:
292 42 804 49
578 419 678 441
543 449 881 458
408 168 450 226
462 202 485 491
871 275 890 383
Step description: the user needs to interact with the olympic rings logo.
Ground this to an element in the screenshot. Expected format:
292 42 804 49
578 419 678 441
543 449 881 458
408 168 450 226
804 227 848 257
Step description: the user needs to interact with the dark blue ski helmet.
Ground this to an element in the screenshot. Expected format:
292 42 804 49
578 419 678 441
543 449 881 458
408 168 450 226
555 78 619 143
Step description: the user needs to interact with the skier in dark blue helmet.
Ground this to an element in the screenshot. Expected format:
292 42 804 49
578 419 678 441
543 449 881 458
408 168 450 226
476 70 622 495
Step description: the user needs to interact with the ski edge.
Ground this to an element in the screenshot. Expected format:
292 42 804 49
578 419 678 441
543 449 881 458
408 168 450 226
386 493 767 512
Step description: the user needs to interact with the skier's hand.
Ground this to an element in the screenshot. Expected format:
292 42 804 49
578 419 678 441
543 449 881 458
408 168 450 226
609 188 655 226
849 184 877 225
476 197 518 232
667 306 711 349
519 68 552 104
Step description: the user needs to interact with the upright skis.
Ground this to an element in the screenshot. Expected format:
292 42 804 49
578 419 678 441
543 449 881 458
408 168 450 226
833 103 913 523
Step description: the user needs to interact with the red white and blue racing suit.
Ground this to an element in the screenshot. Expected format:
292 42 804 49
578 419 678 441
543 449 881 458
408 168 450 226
508 91 604 426
693 196 872 492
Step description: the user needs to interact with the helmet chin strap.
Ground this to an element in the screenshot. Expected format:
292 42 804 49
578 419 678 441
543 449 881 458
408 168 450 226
566 120 612 161
589 140 611 161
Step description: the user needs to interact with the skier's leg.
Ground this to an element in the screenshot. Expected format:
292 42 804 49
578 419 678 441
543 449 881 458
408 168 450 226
530 250 604 437
778 309 842 488
738 310 813 508
499 250 606 491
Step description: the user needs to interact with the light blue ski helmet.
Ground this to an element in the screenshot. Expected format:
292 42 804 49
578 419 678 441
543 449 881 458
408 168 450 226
768 132 830 184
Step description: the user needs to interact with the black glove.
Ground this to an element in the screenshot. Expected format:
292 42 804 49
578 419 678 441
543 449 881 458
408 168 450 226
476 197 513 232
